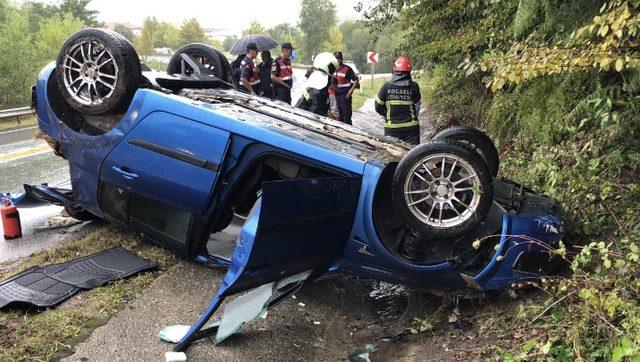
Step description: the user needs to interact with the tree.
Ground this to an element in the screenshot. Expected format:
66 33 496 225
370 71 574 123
243 20 266 35
210 38 223 50
321 27 344 53
59 0 100 27
298 0 337 62
156 22 179 48
266 23 301 43
178 18 207 47
135 17 158 56
113 23 134 42
223 35 239 52
36 13 83 57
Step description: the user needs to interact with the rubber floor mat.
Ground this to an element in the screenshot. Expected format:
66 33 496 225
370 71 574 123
0 248 156 309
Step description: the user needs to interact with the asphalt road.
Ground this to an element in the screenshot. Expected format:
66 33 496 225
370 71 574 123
0 126 79 266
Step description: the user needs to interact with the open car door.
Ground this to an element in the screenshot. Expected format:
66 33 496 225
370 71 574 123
174 176 361 351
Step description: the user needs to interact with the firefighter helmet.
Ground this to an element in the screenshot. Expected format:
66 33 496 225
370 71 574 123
313 52 339 75
393 56 412 72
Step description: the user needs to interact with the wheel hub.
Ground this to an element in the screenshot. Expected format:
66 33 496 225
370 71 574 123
432 179 453 200
81 63 99 82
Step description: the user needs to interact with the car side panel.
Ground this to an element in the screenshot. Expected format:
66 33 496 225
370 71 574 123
101 111 230 214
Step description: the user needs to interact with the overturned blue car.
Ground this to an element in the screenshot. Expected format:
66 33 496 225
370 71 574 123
30 29 563 350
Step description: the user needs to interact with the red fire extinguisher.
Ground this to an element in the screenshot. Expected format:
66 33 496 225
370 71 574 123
1 198 22 239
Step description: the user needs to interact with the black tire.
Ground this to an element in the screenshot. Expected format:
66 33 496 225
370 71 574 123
432 126 500 177
391 139 494 239
210 48 233 83
64 205 96 221
55 28 141 115
168 43 230 82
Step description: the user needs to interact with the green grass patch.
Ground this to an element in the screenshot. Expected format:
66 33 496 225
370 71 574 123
0 115 38 131
352 77 388 111
0 225 178 361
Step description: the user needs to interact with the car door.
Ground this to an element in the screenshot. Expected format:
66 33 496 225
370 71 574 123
174 176 362 350
99 111 230 252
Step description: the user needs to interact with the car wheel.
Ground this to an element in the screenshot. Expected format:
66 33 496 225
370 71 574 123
168 43 231 82
391 139 494 239
64 205 96 221
432 126 500 177
55 28 141 115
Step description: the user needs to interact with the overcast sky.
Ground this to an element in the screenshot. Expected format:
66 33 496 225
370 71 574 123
14 0 366 36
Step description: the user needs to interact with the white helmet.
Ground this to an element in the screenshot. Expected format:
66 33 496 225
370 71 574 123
313 52 339 75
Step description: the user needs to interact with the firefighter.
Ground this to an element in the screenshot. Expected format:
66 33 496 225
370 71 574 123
333 51 359 125
271 42 294 104
258 50 274 99
374 56 422 145
295 52 339 116
239 43 261 95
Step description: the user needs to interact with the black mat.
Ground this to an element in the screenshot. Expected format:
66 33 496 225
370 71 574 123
0 248 157 309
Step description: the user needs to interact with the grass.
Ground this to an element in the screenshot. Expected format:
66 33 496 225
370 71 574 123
0 225 178 361
352 77 389 110
0 115 38 131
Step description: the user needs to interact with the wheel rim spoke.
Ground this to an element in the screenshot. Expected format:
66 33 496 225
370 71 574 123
97 79 115 90
453 173 477 186
97 58 113 69
413 171 428 183
98 72 116 80
408 195 431 207
447 159 458 180
405 189 429 195
421 162 436 180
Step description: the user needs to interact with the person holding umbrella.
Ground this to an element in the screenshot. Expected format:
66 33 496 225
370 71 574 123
239 43 261 95
271 43 295 104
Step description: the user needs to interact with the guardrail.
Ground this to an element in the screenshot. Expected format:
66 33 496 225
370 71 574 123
0 107 35 123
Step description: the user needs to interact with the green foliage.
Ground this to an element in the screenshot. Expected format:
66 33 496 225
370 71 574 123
0 3 82 108
134 17 158 56
223 35 239 52
298 0 337 62
178 18 207 47
243 20 266 35
58 0 100 27
266 23 301 44
364 0 640 358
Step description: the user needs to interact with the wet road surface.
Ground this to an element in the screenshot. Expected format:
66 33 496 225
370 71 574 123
0 126 84 266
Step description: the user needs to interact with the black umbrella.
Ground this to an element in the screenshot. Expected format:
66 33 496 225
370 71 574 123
230 35 278 55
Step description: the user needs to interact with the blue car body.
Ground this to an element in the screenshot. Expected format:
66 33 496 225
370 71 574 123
33 62 563 349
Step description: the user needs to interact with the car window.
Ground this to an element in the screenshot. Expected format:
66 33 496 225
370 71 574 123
129 193 193 249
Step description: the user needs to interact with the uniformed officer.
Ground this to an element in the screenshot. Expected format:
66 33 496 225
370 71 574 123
258 50 274 99
239 43 261 95
374 56 422 145
333 51 359 125
271 42 294 104
295 52 339 116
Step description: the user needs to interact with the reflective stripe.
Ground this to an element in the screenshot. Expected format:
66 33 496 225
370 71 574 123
303 90 310 100
386 100 415 105
375 96 385 105
385 120 419 128
279 76 292 80
384 100 418 127
337 83 351 88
